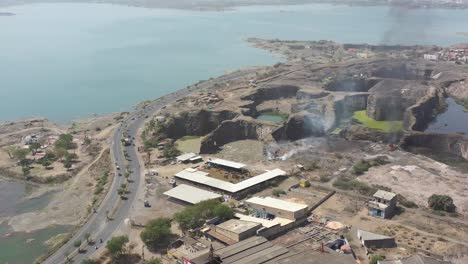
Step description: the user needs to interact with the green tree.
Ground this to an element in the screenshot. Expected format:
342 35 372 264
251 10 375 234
54 134 76 150
4 146 17 159
73 239 82 248
64 159 73 170
41 159 52 169
84 232 91 243
12 148 30 161
163 143 181 159
54 147 68 161
106 235 129 259
140 218 173 250
428 194 457 213
22 166 31 177
370 255 385 264
174 199 233 231
81 259 99 264
213 204 234 221
29 142 41 155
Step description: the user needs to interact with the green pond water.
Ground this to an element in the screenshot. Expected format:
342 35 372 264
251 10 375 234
257 114 286 123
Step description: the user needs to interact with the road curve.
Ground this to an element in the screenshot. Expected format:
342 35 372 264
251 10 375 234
43 90 189 264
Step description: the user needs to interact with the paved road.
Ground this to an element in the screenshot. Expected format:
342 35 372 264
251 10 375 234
43 91 189 264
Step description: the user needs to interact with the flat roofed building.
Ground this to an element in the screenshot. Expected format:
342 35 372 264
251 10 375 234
208 159 246 172
212 219 262 244
163 184 222 205
174 168 286 199
176 153 198 163
368 190 397 219
245 196 308 220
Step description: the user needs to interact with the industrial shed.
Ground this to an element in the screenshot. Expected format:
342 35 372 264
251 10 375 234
174 168 286 199
163 184 222 205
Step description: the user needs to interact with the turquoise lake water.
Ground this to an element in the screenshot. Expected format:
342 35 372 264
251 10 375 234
1 3 468 122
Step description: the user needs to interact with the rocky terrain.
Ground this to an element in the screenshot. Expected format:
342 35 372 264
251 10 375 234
150 45 468 159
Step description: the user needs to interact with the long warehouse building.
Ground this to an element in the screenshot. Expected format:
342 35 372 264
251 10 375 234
174 168 286 199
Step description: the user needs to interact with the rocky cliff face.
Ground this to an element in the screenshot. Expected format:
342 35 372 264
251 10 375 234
164 109 238 139
366 80 435 121
242 84 300 102
334 94 368 121
200 118 277 154
402 132 468 160
403 86 445 131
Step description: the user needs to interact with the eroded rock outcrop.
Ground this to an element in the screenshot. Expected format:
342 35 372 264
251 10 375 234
200 118 277 153
367 80 437 121
402 132 468 160
164 109 238 139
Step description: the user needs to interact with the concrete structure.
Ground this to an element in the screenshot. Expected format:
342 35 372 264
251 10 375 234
368 190 397 219
23 134 39 145
378 254 451 264
177 153 198 163
208 158 246 172
163 184 222 205
245 196 308 221
208 219 262 244
357 229 396 249
174 168 286 199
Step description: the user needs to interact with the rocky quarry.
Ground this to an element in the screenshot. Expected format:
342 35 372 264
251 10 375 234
152 57 468 160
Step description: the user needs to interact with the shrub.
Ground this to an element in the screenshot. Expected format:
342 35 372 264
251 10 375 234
428 194 456 213
352 160 372 175
333 177 377 196
272 189 286 197
370 255 385 264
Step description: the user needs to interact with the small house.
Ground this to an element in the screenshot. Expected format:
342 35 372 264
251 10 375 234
368 190 397 219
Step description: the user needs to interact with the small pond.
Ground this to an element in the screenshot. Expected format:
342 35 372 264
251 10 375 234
256 112 287 123
425 97 468 135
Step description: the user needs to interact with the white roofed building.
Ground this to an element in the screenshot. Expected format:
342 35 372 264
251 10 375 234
163 184 222 205
208 158 247 172
174 168 286 199
245 196 308 220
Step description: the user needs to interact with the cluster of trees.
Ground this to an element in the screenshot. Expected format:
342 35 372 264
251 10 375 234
174 199 234 231
140 217 173 251
5 134 80 177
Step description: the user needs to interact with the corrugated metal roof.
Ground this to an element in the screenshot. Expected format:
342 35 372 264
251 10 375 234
209 159 246 169
215 236 269 259
174 169 286 193
230 245 289 264
245 197 308 213
357 229 393 241
163 184 222 204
